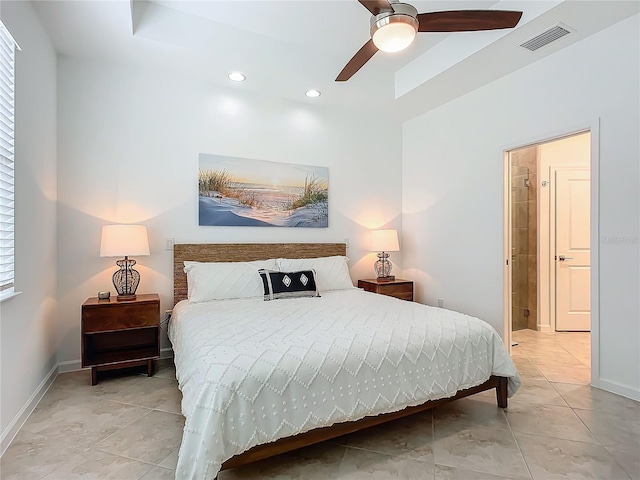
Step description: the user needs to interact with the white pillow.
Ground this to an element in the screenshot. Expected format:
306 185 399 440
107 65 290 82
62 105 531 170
184 259 277 302
276 256 354 292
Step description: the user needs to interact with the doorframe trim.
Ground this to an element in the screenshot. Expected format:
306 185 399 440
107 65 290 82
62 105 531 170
502 153 512 353
501 118 600 388
590 119 601 388
549 166 558 332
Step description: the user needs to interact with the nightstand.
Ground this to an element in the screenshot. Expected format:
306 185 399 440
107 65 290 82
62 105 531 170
81 293 160 385
358 278 414 301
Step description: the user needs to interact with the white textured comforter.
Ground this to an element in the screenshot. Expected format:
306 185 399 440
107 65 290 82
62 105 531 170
169 289 520 479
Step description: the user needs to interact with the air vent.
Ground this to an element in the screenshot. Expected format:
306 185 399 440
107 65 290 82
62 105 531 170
520 24 572 51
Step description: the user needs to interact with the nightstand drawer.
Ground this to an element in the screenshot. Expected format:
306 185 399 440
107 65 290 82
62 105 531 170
358 279 414 301
376 283 412 299
82 302 159 333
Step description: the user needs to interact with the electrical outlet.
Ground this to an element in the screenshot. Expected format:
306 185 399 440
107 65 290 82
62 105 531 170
161 310 173 328
437 298 444 308
166 238 175 250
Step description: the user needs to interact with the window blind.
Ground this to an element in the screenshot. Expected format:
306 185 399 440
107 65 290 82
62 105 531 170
0 22 15 293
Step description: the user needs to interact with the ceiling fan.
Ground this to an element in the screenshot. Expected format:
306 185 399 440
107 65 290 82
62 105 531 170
336 0 523 81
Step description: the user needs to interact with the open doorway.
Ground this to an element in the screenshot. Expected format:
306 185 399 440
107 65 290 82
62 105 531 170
505 131 591 384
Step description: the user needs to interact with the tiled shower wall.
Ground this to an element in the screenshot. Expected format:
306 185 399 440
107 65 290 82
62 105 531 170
511 147 538 330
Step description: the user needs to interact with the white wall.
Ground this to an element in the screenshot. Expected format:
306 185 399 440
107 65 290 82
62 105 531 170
0 1 57 449
402 15 639 399
56 57 402 366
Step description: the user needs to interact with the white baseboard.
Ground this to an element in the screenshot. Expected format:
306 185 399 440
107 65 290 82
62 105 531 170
597 377 640 402
1 363 58 457
537 324 552 332
160 347 173 359
57 359 84 373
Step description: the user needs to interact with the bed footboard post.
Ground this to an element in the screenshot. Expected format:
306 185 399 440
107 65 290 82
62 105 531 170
496 376 508 408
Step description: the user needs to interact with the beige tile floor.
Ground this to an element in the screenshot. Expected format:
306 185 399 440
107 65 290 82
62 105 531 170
1 331 638 480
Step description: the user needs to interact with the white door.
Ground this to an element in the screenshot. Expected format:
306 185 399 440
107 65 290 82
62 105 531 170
555 169 591 331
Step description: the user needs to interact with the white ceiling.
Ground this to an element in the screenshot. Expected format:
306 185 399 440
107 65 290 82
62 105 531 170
31 0 639 119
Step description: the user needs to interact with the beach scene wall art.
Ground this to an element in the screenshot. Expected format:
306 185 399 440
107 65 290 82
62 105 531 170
198 154 329 227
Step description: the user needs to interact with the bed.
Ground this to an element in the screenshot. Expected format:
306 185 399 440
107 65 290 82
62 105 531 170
169 243 520 479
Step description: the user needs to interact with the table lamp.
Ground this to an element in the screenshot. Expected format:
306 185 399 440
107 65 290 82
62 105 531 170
100 224 150 300
370 229 399 282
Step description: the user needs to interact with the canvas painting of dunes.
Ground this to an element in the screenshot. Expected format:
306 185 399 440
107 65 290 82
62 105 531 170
198 154 329 228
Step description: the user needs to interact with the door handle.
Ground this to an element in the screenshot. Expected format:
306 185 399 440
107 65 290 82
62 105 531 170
558 255 574 261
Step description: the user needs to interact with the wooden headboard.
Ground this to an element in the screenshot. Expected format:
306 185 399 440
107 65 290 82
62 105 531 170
173 243 347 305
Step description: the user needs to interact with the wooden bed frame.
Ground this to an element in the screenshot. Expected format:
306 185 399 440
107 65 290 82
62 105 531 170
173 243 509 472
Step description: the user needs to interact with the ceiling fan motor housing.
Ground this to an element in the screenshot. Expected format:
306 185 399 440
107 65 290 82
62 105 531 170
370 2 419 52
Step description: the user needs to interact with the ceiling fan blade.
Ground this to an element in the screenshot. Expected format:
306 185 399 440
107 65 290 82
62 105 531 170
358 0 393 15
417 10 523 32
336 39 378 82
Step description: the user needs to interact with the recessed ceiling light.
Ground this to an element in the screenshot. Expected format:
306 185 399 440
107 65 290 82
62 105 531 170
228 72 246 82
305 89 321 98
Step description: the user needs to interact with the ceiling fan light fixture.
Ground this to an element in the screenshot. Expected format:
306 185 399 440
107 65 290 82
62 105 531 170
370 3 418 53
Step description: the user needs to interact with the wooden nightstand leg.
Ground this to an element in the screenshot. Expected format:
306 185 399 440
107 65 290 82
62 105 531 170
496 376 508 408
147 359 154 377
91 367 98 386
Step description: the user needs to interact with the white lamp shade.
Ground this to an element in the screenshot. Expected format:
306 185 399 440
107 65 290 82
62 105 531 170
372 21 417 53
370 229 400 252
100 225 150 257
